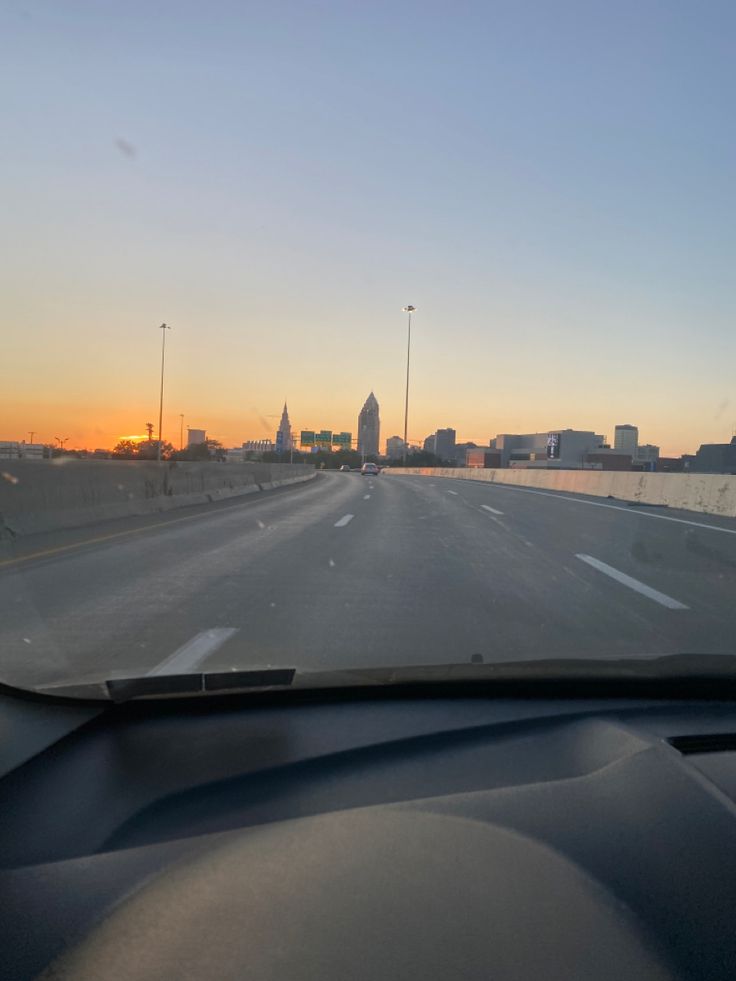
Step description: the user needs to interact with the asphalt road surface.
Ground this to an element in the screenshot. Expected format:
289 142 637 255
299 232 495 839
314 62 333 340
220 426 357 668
2 471 736 690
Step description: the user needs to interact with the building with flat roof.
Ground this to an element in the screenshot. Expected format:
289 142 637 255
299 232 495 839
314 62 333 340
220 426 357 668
690 437 736 474
385 436 406 460
243 439 275 454
614 424 639 458
435 428 457 463
636 444 660 464
492 430 606 469
187 428 206 447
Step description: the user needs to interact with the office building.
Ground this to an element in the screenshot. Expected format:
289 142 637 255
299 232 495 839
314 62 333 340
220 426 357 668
455 442 478 463
242 440 275 454
492 430 606 468
690 437 736 474
275 403 293 452
423 434 437 455
435 428 457 463
583 451 633 471
614 424 639 458
636 444 660 464
385 436 406 460
357 392 380 458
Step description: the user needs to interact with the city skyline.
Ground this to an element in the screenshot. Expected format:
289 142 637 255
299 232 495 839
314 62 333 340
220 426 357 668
3 390 735 460
3 4 735 461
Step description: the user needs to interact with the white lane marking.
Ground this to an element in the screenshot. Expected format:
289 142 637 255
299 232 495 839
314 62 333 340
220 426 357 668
480 504 504 516
467 482 736 537
363 494 371 500
576 554 688 610
334 513 354 527
447 490 459 495
148 627 239 676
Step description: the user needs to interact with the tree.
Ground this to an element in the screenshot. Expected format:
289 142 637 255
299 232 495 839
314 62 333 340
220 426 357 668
111 439 174 460
170 438 224 462
112 440 138 459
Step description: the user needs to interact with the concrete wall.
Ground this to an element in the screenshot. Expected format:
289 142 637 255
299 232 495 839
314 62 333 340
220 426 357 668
386 467 736 519
0 459 315 536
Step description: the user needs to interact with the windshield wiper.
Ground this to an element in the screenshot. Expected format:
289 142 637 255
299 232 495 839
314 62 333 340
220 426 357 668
31 654 736 704
103 667 296 702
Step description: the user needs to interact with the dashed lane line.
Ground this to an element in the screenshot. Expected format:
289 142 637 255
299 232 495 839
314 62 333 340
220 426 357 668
148 627 240 676
576 554 688 610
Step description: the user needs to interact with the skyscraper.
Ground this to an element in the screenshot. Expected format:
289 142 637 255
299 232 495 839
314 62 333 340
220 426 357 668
275 402 293 452
435 428 457 463
614 424 638 458
357 392 380 458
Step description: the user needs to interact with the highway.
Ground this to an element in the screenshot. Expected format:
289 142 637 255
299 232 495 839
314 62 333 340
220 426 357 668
1 470 736 690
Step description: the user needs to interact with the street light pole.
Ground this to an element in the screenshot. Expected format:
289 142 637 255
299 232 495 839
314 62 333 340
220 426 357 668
402 306 416 466
157 323 171 462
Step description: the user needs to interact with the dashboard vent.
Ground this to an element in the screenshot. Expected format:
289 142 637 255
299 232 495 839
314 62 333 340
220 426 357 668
669 733 736 755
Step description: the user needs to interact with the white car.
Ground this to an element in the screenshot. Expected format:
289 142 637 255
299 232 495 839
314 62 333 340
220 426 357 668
361 462 379 476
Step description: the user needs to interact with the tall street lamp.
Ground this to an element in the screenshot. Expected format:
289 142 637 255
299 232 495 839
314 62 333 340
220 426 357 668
402 305 416 466
157 323 171 462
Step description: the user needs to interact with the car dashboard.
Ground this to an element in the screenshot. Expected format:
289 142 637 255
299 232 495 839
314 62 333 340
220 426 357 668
3 686 736 980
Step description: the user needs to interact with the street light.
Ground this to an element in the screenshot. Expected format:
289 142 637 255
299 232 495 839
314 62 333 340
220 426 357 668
157 323 171 462
55 436 69 451
402 305 416 466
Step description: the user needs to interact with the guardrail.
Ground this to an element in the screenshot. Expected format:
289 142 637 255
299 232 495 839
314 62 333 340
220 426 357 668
0 460 315 536
384 467 736 519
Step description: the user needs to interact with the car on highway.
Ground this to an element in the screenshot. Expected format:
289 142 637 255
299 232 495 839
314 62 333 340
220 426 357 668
338 464 351 472
360 462 379 476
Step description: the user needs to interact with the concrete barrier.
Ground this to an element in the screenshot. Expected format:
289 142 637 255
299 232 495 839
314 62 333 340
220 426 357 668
0 460 315 536
385 467 736 519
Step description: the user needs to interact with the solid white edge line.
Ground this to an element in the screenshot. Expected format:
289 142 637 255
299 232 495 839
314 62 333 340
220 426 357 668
464 481 736 536
480 504 504 516
148 627 240 676
576 554 688 610
334 513 355 527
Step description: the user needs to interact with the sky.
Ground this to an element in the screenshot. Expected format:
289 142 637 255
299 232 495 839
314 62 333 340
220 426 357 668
1 0 735 457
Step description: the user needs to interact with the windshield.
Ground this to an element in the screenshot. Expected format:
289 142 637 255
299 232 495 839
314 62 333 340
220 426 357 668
2 2 736 697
